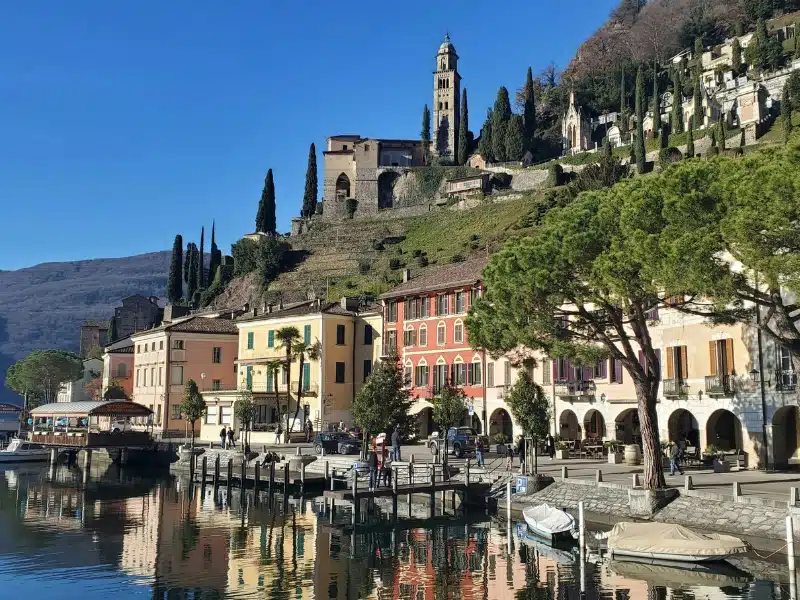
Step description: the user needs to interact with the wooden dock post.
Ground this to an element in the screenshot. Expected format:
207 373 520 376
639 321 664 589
227 458 233 488
269 462 275 492
301 461 306 489
254 462 261 492
283 462 289 492
213 455 220 487
241 458 247 489
393 466 398 495
49 447 58 467
189 450 195 480
201 456 208 486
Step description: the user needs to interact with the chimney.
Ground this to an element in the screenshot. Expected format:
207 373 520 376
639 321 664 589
402 269 411 283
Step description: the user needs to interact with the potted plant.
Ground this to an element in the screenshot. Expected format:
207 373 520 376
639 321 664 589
703 445 729 472
555 440 570 460
605 439 624 464
493 432 509 454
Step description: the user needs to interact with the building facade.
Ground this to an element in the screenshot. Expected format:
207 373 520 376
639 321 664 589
198 298 382 445
57 358 103 403
80 321 109 358
562 91 593 154
102 337 135 399
432 34 460 159
112 295 164 342
130 315 238 436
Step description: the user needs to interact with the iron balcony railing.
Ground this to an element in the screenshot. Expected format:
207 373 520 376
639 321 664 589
662 378 689 398
776 370 798 392
705 374 733 396
554 380 595 399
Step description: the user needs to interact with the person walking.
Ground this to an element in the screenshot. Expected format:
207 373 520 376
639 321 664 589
367 448 378 491
475 436 485 468
227 428 236 450
669 441 684 476
517 436 526 474
219 426 227 449
545 433 556 460
305 419 313 443
275 422 283 444
391 428 401 462
339 419 345 432
505 444 513 471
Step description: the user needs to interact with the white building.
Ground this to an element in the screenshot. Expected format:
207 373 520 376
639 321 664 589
56 358 103 403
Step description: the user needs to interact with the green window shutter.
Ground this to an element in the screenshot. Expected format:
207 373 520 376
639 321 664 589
247 332 254 350
304 325 311 345
266 372 273 392
303 363 310 391
246 366 253 390
268 330 275 348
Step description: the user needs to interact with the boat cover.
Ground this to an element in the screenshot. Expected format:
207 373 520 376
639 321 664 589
522 504 575 535
607 522 748 557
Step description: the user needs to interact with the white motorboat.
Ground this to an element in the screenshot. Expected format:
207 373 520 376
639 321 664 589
605 522 748 563
0 439 50 463
522 503 575 543
516 523 576 563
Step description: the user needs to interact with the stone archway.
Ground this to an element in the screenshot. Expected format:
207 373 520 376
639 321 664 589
559 409 580 441
583 409 606 440
489 408 514 443
668 409 699 447
614 408 640 445
773 406 800 468
706 409 743 451
378 171 400 210
335 173 351 201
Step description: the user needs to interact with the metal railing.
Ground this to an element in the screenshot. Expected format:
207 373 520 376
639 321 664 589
705 374 733 396
554 380 595 398
776 370 798 392
663 378 689 398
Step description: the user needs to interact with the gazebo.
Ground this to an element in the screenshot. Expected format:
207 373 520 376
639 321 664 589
29 400 153 447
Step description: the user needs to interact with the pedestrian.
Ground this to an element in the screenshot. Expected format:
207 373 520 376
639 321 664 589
227 428 236 449
275 422 283 444
505 444 513 471
669 441 684 476
475 436 485 468
391 428 401 462
367 448 378 491
219 426 227 449
380 444 390 487
545 433 556 460
305 419 313 443
339 419 345 432
517 436 526 474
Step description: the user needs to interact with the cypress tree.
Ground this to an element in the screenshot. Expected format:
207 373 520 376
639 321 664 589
255 193 265 233
209 221 221 283
504 114 525 161
732 37 743 75
198 226 205 288
478 108 493 161
620 66 627 115
421 105 431 164
187 246 199 301
652 62 661 137
168 234 183 304
718 113 726 151
522 67 536 152
783 82 793 142
635 66 646 172
183 242 192 284
492 87 512 162
458 88 469 165
693 73 703 129
795 24 800 60
671 68 683 134
260 169 276 234
687 118 695 158
107 317 118 344
694 37 703 60
302 143 318 217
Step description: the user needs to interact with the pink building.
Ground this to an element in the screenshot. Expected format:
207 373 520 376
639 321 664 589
102 337 135 399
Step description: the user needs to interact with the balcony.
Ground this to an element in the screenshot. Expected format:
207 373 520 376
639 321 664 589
662 378 689 399
554 380 595 400
705 374 733 396
776 371 798 392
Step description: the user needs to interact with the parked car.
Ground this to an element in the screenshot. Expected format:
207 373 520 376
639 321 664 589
110 418 131 433
313 432 360 455
427 427 479 459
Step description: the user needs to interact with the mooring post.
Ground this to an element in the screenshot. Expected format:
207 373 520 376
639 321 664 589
296 446 301 456
595 470 602 484
578 500 586 554
301 461 306 489
49 447 58 467
465 458 471 487
685 475 693 491
393 466 398 495
283 462 289 493
214 455 221 487
325 460 330 485
561 466 568 481
791 487 800 506
733 481 741 502
788 516 796 572
632 473 640 488
227 458 233 488
201 456 208 486
189 449 195 480
254 462 261 492
506 480 512 524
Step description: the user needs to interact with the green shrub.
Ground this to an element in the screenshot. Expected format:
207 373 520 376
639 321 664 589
450 254 465 263
411 249 422 258
345 198 358 218
389 258 402 270
547 163 564 187
707 146 720 157
315 202 323 216
358 259 371 275
416 254 429 267
659 146 683 167
372 239 384 251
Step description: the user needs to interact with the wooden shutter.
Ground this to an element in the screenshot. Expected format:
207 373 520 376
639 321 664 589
681 346 688 379
666 349 674 378
709 341 717 376
466 363 472 385
615 359 624 383
553 360 558 381
725 338 735 375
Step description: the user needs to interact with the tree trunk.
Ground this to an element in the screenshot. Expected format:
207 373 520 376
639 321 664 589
633 376 665 489
292 354 305 433
284 351 292 442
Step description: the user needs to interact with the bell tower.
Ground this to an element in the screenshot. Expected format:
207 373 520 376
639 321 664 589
432 34 461 159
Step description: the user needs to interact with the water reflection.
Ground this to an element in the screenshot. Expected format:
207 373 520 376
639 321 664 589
0 463 793 599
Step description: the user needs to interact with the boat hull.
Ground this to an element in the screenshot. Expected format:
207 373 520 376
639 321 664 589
0 453 49 463
610 548 733 563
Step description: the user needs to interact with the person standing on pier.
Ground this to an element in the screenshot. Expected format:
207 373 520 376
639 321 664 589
391 428 401 462
367 448 378 491
227 428 236 449
545 433 555 460
219 426 227 449
475 436 485 468
275 423 282 444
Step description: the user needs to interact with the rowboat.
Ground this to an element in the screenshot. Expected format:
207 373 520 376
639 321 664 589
604 522 748 563
515 523 576 563
522 503 575 543
0 439 50 463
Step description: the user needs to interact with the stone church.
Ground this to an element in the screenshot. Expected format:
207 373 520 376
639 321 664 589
322 35 462 219
561 91 593 154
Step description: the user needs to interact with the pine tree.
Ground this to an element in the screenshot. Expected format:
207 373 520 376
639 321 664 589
260 169 276 234
167 234 183 304
302 143 318 217
693 73 703 129
652 62 661 137
732 37 743 75
783 82 793 142
635 66 646 172
492 87 512 162
478 108 493 161
718 113 726 151
458 88 469 165
686 118 695 158
504 114 525 161
671 68 683 134
198 226 205 288
522 67 536 152
421 104 431 164
209 221 221 283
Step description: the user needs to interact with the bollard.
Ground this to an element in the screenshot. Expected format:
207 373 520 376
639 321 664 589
241 459 247 489
393 467 398 494
254 462 261 492
296 446 301 456
431 464 436 487
685 475 694 492
561 466 568 481
733 481 741 502
506 480 512 523
330 468 336 491
214 455 221 487
329 500 335 524
410 453 415 464
321 447 325 457
325 460 330 484
50 447 58 467
788 516 796 573
227 458 233 487
578 500 586 553
269 462 275 491
83 448 92 470
792 487 800 506
632 473 640 488
301 462 306 488
595 470 603 484
465 458 471 488
283 463 289 491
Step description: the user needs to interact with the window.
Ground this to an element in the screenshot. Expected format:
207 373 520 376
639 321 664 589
778 346 796 390
437 323 446 345
404 328 417 347
156 405 162 426
245 366 253 390
117 363 127 377
504 362 512 387
171 405 182 420
336 324 346 345
171 365 184 386
282 367 289 385
247 332 254 350
542 359 551 384
436 295 449 316
142 369 147 387
470 362 482 385
455 291 464 313
419 325 428 347
439 102 443 110
135 369 140 386
144 343 148 352
173 340 184 350
304 325 311 345
403 364 413 385
150 367 154 387
158 367 163 386
470 287 481 306
452 363 467 386
220 406 232 425
268 330 275 348
444 102 448 110
212 379 221 391
212 347 222 363
415 365 429 387
709 339 734 377
364 324 373 345
638 349 661 377
454 321 464 344
610 357 624 383
433 364 448 392
302 363 311 391
205 406 218 425
335 362 346 383
363 360 372 381
666 346 688 381
487 362 495 387
342 144 348 150
136 345 140 354
364 143 370 151
387 301 397 323
387 330 397 353
266 372 274 392
160 341 164 350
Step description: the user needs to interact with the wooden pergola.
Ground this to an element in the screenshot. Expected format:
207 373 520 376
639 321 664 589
29 401 153 447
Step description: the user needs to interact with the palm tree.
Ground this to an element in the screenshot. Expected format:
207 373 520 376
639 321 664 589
275 326 300 441
293 340 322 432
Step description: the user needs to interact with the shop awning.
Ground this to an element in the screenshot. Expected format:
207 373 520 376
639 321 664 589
30 401 153 418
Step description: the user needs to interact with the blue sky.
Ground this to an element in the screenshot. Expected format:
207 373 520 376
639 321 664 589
0 1 617 271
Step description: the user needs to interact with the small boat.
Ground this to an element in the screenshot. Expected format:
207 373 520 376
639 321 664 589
605 522 748 563
0 439 50 463
610 556 752 588
522 503 575 543
516 523 576 563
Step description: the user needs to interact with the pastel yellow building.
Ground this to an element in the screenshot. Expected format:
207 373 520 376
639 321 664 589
200 298 382 444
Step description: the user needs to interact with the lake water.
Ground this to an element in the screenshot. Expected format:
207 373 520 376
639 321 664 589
0 461 793 599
